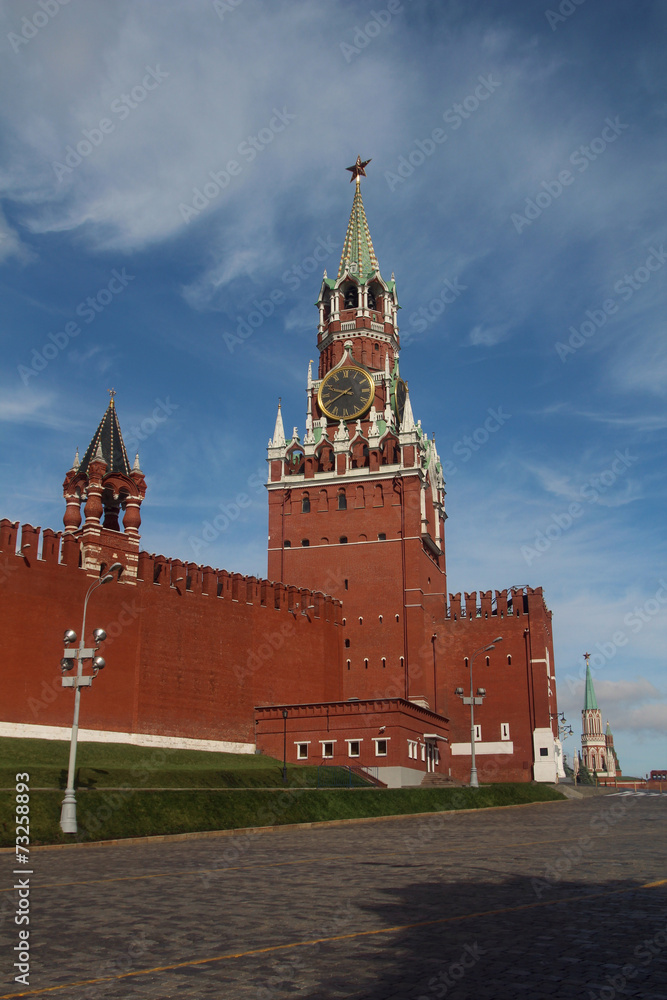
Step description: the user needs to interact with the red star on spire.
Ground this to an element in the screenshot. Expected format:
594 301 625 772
346 156 371 183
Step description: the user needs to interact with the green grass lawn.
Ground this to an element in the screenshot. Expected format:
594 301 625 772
0 737 565 846
0 736 334 789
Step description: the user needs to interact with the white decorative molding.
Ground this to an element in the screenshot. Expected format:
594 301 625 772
0 722 254 754
450 741 514 755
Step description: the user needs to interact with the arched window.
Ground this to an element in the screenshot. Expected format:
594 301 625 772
355 485 365 507
381 657 386 669
302 493 310 513
338 491 347 510
364 658 368 669
485 656 490 666
345 638 350 648
367 287 376 310
301 539 310 547
340 536 348 544
284 540 291 548
318 488 329 511
374 484 384 507
344 285 358 309
507 654 512 665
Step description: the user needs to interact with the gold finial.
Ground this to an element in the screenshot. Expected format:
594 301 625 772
108 388 116 406
346 155 371 188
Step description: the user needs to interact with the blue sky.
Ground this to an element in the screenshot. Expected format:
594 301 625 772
1 0 665 777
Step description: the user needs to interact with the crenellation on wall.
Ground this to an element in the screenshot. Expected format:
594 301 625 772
41 528 62 564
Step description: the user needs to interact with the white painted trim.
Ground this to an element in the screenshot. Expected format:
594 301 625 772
450 741 515 756
0 722 254 754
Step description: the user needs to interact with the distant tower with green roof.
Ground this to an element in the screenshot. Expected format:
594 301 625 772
580 653 618 777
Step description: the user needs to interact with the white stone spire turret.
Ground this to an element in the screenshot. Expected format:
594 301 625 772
271 400 286 448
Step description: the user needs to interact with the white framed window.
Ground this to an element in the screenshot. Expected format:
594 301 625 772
296 742 310 759
501 723 510 741
421 743 426 761
320 740 336 758
346 739 361 758
474 724 482 742
373 738 389 757
407 740 418 759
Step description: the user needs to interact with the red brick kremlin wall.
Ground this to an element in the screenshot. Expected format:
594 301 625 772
0 519 342 747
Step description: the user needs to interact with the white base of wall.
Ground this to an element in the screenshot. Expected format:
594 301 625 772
533 727 557 783
377 765 425 788
450 741 514 755
0 722 254 755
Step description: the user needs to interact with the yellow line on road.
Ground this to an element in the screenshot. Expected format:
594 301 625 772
2 878 664 999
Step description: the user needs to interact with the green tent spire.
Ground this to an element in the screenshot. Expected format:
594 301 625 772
337 162 380 284
583 658 598 710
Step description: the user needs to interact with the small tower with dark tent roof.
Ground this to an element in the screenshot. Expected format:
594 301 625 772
62 390 146 581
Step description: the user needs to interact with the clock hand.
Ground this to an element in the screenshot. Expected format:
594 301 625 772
327 388 353 403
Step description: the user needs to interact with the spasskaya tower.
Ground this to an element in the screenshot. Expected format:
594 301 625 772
267 158 447 707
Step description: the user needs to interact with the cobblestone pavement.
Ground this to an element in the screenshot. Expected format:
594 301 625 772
2 796 666 999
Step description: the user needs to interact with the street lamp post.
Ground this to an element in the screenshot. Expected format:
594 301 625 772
59 563 122 834
282 709 288 784
455 636 502 788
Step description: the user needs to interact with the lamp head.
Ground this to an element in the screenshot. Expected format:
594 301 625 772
60 657 73 672
92 656 106 671
100 574 114 585
493 636 503 643
455 687 464 696
63 629 77 646
108 562 123 574
93 628 107 644
477 687 486 696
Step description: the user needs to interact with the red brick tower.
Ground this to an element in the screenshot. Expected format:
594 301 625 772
62 391 146 581
267 159 447 707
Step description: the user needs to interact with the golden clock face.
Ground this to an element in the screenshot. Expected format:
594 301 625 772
318 365 375 421
393 378 407 423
